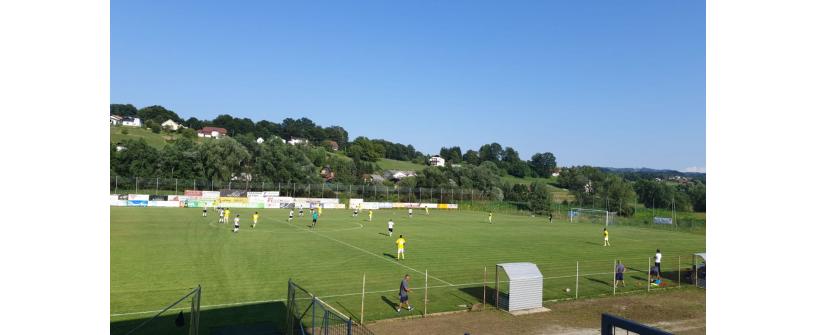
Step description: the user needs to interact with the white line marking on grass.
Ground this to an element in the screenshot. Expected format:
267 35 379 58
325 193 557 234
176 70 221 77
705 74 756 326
111 281 486 317
283 220 455 286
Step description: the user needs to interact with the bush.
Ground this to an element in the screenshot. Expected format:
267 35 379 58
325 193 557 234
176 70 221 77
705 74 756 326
121 128 129 135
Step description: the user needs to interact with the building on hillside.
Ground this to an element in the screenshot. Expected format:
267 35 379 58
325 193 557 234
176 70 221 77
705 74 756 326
115 142 126 152
362 174 386 184
551 168 560 177
110 115 123 126
256 137 264 144
161 119 183 131
197 127 227 139
122 116 142 127
320 166 335 182
384 170 418 181
325 140 339 151
287 137 309 145
429 155 446 167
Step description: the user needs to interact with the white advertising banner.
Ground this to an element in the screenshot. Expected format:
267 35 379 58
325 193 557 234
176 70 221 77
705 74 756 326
148 201 181 207
202 191 221 199
128 194 149 201
420 203 438 209
110 199 128 206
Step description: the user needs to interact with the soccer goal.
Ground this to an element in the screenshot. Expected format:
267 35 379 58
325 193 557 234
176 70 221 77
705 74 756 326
569 208 616 226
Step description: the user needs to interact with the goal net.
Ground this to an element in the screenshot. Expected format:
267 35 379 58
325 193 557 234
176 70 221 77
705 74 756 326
569 208 615 226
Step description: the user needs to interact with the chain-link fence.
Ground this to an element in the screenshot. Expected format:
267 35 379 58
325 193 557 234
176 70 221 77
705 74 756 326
113 285 201 335
287 280 375 335
286 254 705 325
111 175 491 203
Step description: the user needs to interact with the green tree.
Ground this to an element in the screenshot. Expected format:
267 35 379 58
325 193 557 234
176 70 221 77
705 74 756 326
346 137 384 162
528 182 552 214
137 105 183 124
160 137 203 179
530 152 557 178
110 103 138 117
199 137 251 182
463 150 479 164
111 139 161 177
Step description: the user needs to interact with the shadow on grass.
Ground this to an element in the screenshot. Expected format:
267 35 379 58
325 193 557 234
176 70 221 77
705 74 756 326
382 253 396 259
586 277 611 287
381 295 398 311
110 301 287 335
458 285 502 308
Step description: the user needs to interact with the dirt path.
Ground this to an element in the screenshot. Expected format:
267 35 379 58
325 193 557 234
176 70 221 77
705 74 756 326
366 289 705 334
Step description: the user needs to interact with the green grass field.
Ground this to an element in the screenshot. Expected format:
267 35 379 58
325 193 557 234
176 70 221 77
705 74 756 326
376 158 427 172
110 207 705 334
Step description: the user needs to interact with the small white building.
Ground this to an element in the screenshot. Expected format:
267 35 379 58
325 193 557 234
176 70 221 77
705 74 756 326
551 169 560 177
429 155 446 167
256 137 265 144
287 138 309 145
122 117 142 127
115 143 126 152
197 127 227 139
161 119 182 131
110 115 123 126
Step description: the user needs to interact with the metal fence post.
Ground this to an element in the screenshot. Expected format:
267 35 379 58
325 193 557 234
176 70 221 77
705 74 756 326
424 269 428 316
647 257 651 292
360 273 366 324
613 260 616 295
483 266 487 306
155 177 159 195
312 296 317 332
678 256 681 288
575 261 579 299
346 318 353 335
175 178 178 195
114 176 118 194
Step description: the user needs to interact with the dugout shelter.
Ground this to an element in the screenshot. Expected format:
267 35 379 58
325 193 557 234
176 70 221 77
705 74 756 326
495 262 545 314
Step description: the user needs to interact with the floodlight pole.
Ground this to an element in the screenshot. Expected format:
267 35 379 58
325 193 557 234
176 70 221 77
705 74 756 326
678 256 681 288
114 176 118 194
613 260 616 295
647 257 651 292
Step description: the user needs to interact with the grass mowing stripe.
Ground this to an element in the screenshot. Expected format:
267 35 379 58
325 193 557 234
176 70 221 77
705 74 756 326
279 217 455 286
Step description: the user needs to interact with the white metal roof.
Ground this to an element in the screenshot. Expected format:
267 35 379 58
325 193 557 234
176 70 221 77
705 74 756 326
497 262 542 280
694 253 706 262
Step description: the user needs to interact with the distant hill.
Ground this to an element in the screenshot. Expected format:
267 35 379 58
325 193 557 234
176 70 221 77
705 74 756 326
599 167 705 181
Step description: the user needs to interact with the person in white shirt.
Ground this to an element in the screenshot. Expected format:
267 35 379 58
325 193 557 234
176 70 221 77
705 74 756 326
232 215 240 233
387 219 395 236
288 209 294 222
654 249 662 279
408 208 413 218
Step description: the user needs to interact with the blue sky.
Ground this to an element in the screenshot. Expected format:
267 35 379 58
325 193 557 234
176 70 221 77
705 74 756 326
112 0 705 171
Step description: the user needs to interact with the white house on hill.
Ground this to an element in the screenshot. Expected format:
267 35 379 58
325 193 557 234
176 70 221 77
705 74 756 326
110 115 123 126
287 138 308 145
429 155 446 167
197 126 227 139
161 119 183 131
122 116 142 127
256 137 265 144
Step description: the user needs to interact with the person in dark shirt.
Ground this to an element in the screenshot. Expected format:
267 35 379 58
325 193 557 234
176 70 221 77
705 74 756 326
397 274 414 313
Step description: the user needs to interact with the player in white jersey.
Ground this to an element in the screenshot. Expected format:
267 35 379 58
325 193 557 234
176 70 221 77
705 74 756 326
387 219 395 236
218 208 225 223
288 209 294 222
232 215 240 233
408 208 413 218
299 205 304 217
202 205 208 217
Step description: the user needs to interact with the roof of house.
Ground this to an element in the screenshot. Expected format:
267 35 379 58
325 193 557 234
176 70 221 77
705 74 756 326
198 127 227 134
110 115 123 120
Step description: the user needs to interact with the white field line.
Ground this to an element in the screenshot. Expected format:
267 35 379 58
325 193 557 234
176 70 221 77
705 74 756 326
111 281 485 317
284 219 455 286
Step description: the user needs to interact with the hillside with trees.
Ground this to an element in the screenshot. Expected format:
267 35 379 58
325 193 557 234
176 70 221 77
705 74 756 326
111 103 705 216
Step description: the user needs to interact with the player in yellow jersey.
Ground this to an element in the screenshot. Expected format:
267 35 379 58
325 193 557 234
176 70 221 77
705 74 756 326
224 208 231 224
395 235 406 260
603 227 610 246
425 206 429 215
318 205 323 216
488 211 493 224
368 209 373 222
252 211 259 228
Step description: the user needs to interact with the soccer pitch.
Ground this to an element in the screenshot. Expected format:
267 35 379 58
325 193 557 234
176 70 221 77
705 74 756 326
110 207 705 333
